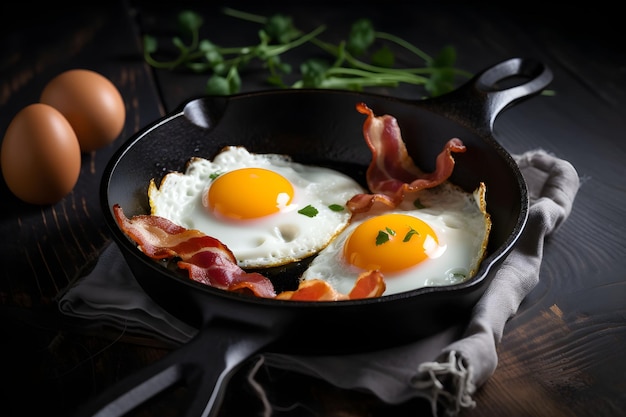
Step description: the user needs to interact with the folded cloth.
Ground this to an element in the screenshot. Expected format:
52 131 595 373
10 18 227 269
57 149 580 416
58 242 197 346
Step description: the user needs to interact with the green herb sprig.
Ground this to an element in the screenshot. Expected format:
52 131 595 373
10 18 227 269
298 205 319 218
142 8 472 96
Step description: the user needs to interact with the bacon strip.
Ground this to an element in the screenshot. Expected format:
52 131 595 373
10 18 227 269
348 270 386 299
113 204 276 298
276 271 386 301
113 204 385 301
276 279 343 301
348 102 466 213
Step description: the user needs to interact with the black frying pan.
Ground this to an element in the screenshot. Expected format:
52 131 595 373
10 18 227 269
79 57 552 417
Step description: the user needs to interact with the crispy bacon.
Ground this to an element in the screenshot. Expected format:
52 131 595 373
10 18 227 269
275 271 386 301
113 204 276 298
348 102 466 213
113 204 385 301
347 270 386 299
276 279 342 301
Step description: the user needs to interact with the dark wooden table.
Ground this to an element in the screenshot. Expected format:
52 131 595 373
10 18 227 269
1 1 624 416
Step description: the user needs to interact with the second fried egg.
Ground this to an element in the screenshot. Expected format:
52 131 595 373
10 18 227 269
148 146 366 268
301 181 491 295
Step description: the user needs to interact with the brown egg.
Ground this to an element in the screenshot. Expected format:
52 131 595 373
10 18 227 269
40 69 126 152
1 103 81 205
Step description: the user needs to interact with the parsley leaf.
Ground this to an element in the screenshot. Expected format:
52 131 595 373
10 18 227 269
403 227 420 242
371 45 394 68
265 14 301 44
298 205 319 217
376 230 390 245
209 171 223 180
346 18 375 56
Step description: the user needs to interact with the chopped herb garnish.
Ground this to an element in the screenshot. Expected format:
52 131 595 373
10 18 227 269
376 230 391 245
298 204 319 217
413 198 425 209
385 227 396 236
328 204 344 212
403 227 419 242
209 171 223 180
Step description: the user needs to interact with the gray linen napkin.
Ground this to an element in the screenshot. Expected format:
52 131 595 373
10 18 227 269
58 149 579 416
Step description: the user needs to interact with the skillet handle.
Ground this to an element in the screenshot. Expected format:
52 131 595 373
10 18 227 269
420 57 553 132
73 321 276 417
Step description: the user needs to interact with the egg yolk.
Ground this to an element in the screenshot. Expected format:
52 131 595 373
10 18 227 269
206 168 294 220
343 213 441 273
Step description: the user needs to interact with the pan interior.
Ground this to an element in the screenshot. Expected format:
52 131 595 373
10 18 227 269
104 89 525 299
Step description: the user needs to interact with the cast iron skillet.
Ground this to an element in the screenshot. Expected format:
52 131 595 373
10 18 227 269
80 57 552 417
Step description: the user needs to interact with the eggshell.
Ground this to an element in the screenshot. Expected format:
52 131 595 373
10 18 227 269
40 69 126 152
1 103 81 205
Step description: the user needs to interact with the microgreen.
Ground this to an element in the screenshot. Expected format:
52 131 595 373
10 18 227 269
376 227 396 245
298 205 319 217
209 171 223 180
142 8 472 96
403 227 419 242
376 230 391 245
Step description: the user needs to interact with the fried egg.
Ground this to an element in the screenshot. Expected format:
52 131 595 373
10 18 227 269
301 181 491 295
148 146 366 268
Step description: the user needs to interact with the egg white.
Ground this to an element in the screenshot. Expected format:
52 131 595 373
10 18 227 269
148 146 366 268
301 181 491 296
